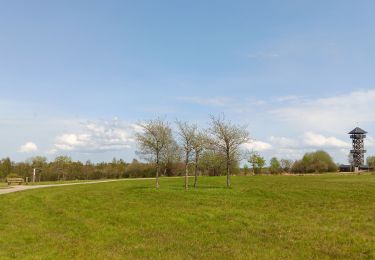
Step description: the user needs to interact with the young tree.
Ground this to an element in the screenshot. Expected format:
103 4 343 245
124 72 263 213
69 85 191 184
176 121 197 190
248 152 266 174
209 115 250 187
269 157 281 174
248 152 257 174
136 118 173 189
191 131 207 188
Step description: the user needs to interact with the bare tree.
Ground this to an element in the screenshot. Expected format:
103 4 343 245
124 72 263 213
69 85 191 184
136 118 173 189
191 131 207 188
176 120 197 190
209 115 250 187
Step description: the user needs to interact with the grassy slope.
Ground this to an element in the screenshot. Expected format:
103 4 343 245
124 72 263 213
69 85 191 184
0 175 374 259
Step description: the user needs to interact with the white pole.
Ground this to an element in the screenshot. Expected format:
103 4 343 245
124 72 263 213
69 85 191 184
33 168 36 183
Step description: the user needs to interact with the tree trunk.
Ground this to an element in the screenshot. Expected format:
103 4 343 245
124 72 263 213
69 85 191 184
185 154 189 190
156 154 160 189
227 149 230 188
194 155 198 188
156 164 159 189
226 153 231 188
226 162 230 187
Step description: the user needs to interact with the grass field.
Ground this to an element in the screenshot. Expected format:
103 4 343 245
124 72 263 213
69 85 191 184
0 175 374 259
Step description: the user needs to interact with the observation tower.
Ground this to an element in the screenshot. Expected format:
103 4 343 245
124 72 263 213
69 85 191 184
349 127 367 171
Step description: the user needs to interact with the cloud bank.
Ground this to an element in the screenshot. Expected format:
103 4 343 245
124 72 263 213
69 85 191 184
273 89 375 133
53 119 135 153
244 132 350 161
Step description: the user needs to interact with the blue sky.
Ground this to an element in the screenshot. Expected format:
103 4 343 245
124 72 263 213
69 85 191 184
1 0 375 164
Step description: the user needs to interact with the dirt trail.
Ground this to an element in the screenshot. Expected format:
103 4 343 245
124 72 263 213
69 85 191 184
0 178 156 196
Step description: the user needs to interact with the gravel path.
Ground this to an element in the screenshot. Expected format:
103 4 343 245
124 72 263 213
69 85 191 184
0 178 156 196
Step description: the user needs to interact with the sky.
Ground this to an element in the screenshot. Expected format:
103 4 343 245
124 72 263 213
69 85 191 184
1 0 375 164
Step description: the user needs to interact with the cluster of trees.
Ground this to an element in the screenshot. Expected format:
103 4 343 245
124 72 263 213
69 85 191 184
291 151 338 173
134 116 349 189
244 150 337 174
135 115 250 189
0 156 155 182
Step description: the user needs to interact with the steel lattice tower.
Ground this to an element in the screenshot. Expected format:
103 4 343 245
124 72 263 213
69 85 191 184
349 127 367 169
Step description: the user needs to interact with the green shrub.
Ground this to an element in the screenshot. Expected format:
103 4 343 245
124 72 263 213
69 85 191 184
291 150 338 173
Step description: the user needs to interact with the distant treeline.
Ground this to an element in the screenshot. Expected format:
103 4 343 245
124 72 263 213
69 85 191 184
0 155 241 182
0 150 342 182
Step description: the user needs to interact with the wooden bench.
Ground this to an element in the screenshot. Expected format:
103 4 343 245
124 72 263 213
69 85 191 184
6 178 24 186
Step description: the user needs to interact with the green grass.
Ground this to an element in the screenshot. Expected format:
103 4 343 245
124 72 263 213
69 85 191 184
0 175 374 259
0 183 8 189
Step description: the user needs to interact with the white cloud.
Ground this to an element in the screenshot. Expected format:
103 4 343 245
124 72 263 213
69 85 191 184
303 132 350 148
272 148 304 160
243 140 272 151
242 131 350 159
248 132 353 162
54 119 135 153
18 142 38 153
269 136 299 148
273 89 375 133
